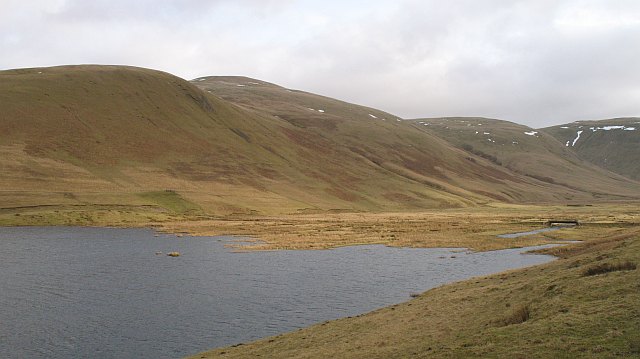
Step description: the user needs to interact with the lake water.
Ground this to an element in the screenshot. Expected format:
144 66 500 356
497 226 563 238
0 226 557 358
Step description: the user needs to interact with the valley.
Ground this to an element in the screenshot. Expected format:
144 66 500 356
1 65 639 358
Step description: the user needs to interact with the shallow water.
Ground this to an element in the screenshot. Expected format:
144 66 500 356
0 226 557 358
497 226 563 238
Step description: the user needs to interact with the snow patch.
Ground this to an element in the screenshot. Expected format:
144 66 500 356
318 109 325 113
483 132 491 135
524 131 538 136
475 131 479 134
561 126 569 129
570 130 583 146
396 119 401 122
369 114 378 118
236 84 245 87
589 125 635 132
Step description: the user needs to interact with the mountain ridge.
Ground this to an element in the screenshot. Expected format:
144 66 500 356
1 65 639 218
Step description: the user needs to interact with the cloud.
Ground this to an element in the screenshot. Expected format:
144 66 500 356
1 0 639 127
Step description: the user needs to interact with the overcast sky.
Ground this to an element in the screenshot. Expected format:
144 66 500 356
1 0 639 127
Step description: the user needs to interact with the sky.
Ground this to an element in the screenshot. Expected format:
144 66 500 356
1 0 639 127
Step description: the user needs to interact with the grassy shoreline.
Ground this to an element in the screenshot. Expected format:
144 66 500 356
1 203 639 252
1 203 638 357
189 226 640 358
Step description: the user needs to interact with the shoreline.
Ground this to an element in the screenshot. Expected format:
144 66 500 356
188 226 640 358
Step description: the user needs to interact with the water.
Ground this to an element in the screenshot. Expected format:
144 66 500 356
497 226 563 238
0 226 557 358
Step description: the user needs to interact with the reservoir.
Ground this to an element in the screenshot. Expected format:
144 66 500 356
0 226 557 358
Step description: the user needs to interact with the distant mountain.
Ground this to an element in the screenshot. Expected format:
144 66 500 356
406 117 640 200
1 66 639 217
543 118 640 180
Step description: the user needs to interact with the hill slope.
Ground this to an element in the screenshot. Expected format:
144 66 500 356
543 118 640 180
408 117 640 200
1 66 639 218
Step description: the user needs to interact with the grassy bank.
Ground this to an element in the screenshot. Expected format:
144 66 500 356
159 203 640 251
1 203 639 252
189 226 640 358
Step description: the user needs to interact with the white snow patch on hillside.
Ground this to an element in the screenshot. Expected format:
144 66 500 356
524 131 538 136
318 109 325 113
369 114 377 118
561 126 569 129
570 130 583 146
483 132 491 135
624 127 636 131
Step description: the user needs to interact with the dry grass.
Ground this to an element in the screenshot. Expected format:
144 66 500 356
583 261 637 276
158 203 640 251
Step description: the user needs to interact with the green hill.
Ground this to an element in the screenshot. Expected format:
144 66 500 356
408 117 640 201
543 118 640 180
1 66 639 220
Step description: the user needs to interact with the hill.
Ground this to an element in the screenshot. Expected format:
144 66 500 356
1 66 640 220
407 117 640 201
193 78 640 205
543 118 640 180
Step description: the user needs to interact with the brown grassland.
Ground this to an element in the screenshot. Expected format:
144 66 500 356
158 202 640 252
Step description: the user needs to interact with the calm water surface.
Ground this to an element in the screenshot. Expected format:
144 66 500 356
0 226 557 358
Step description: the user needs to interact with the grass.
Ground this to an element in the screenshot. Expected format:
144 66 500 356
2 66 640 220
543 118 640 180
157 203 640 251
138 190 202 214
583 261 637 276
188 226 640 359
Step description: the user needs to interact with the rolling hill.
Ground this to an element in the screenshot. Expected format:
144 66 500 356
1 65 639 219
409 117 640 201
194 78 640 203
543 118 640 180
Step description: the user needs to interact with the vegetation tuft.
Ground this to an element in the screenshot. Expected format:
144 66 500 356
583 261 637 276
501 304 530 326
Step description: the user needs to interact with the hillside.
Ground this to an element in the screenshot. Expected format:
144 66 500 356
543 118 640 180
193 78 640 205
409 117 640 200
2 66 640 221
